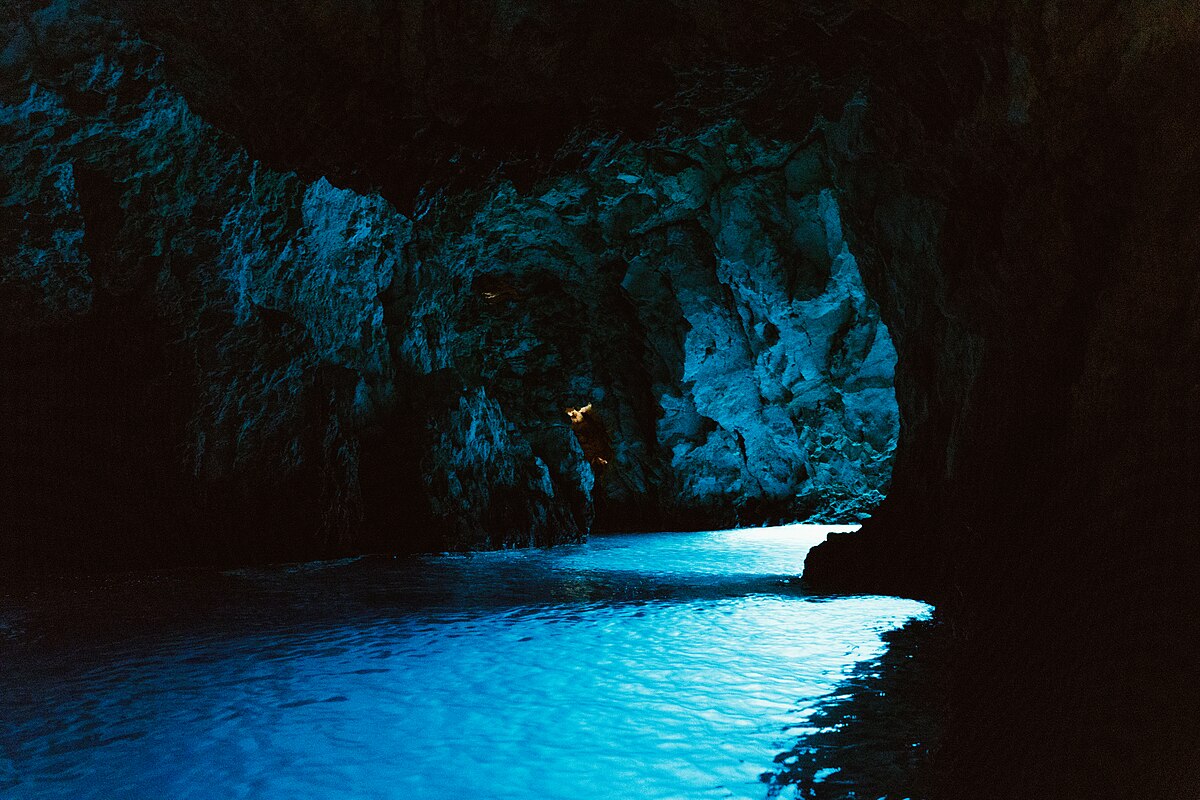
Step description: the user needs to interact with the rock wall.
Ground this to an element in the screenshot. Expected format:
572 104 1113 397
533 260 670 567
0 3 897 568
795 5 1200 797
5 0 1200 797
1 13 411 566
404 123 897 533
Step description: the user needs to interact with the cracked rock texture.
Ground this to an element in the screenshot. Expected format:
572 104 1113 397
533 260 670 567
405 122 897 534
1 16 409 565
5 0 1200 797
0 5 896 568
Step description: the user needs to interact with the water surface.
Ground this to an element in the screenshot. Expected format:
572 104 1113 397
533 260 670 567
0 525 929 799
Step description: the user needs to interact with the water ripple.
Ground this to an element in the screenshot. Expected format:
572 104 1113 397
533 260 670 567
0 525 929 800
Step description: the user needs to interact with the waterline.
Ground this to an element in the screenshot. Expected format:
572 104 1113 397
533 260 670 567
0 525 927 800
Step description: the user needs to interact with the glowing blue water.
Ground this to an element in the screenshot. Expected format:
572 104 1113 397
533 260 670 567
0 526 929 800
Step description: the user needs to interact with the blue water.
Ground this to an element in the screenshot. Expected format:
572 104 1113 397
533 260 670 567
0 525 929 800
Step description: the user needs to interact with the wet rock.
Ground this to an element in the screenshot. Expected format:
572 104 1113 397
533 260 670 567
0 5 897 567
423 388 591 550
406 123 898 531
0 17 408 565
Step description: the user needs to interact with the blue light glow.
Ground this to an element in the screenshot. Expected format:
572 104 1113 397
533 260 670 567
0 526 929 799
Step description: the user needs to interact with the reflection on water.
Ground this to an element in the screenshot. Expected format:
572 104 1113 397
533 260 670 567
763 618 945 799
0 525 930 800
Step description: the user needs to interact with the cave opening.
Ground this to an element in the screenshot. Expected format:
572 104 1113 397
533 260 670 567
564 403 613 474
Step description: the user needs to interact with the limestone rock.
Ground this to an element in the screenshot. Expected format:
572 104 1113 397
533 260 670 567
0 6 897 566
405 122 898 529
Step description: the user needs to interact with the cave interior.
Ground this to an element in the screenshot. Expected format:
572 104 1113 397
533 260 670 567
2 1 1199 798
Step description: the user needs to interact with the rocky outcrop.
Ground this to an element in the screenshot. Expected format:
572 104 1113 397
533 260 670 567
404 122 898 532
0 4 897 568
5 0 1200 798
795 5 1200 796
1 13 411 566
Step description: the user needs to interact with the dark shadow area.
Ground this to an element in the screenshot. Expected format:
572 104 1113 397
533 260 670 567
764 618 946 800
4 1 1200 798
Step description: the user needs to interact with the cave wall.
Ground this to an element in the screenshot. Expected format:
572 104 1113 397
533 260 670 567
404 122 897 534
798 4 1200 797
4 1 1199 794
1 15 411 566
0 2 897 568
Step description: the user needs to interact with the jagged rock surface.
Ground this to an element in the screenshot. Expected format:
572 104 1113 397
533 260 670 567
5 1 1200 797
406 124 896 530
1 17 410 565
0 5 896 568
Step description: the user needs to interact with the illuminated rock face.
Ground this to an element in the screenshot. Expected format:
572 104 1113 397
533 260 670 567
0 12 895 564
0 25 409 564
406 125 897 533
6 3 1198 797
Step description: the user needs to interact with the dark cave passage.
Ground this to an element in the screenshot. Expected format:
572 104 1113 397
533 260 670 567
0 15 902 565
3 1 1200 798
564 403 613 474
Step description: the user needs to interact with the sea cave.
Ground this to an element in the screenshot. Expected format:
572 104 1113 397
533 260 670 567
1 2 1197 799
